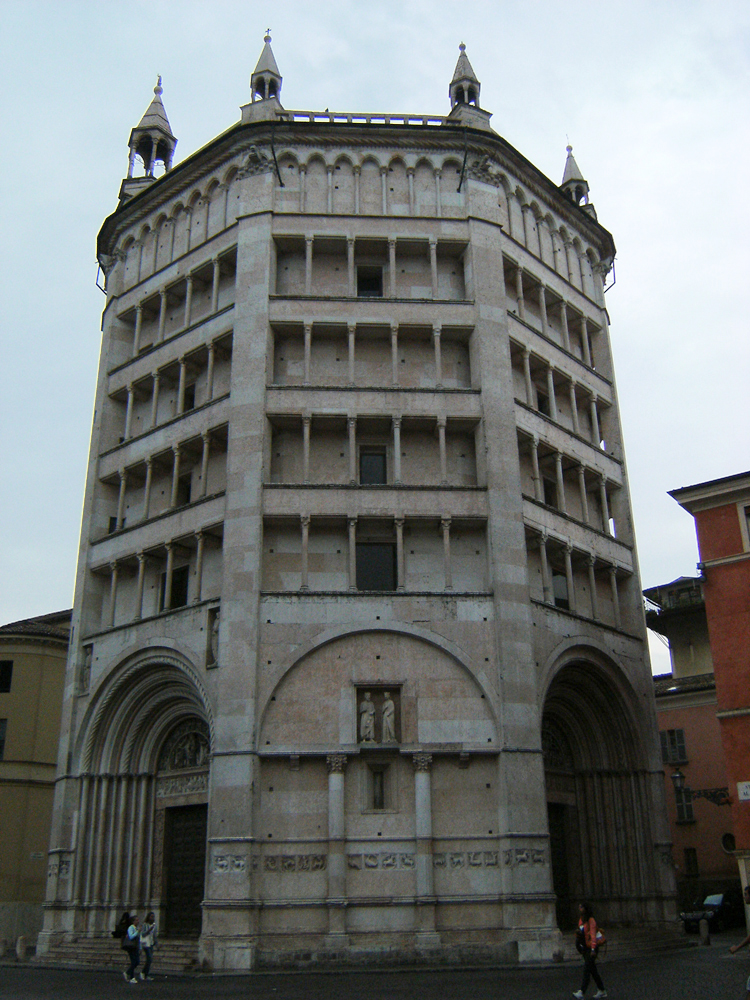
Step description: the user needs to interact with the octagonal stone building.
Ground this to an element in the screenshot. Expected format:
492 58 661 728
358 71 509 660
39 37 676 970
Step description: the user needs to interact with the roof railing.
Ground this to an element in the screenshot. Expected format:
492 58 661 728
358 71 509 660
276 110 448 127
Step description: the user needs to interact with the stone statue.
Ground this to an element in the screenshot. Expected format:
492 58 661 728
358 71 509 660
359 691 375 742
210 611 220 664
382 691 396 743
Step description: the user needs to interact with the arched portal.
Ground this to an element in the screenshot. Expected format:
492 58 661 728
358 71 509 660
542 659 658 929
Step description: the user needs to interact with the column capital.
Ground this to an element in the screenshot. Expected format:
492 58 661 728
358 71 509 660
135 303 143 315
327 753 348 773
185 273 193 285
436 416 447 429
300 514 311 527
137 551 146 565
159 288 167 301
522 345 531 358
302 414 312 427
152 371 161 383
299 163 307 175
346 235 355 247
118 467 127 480
303 321 312 334
347 321 356 334
587 553 596 568
145 454 153 468
390 322 398 335
109 560 119 572
326 163 335 175
380 165 388 176
432 324 441 338
412 752 432 773
428 236 437 248
193 529 204 542
394 515 405 529
305 234 314 246
348 415 357 427
433 167 442 179
599 473 607 486
164 539 174 552
392 415 402 429
127 381 135 393
201 430 211 443
565 541 573 555
387 236 396 248
352 164 360 176
441 516 451 531
347 515 358 527
172 444 181 457
531 433 539 448
178 355 186 366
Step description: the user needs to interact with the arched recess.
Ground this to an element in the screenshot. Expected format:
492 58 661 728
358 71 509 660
275 153 300 213
332 155 355 214
359 157 382 215
440 158 464 217
304 155 328 214
71 650 212 934
541 651 660 931
386 157 409 215
414 158 436 216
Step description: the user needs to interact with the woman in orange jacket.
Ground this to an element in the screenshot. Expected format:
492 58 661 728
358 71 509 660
573 902 607 999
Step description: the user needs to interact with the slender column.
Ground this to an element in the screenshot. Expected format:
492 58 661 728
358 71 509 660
143 456 153 520
609 566 621 628
163 542 174 610
74 775 92 903
599 476 610 533
150 373 160 427
587 555 599 620
132 305 143 356
177 357 187 414
193 530 205 603
395 516 405 591
388 238 397 297
326 754 348 938
564 543 576 614
110 776 128 903
546 365 558 421
91 776 111 902
530 436 542 501
303 323 312 385
390 323 399 386
577 465 589 523
300 515 310 590
299 164 306 212
429 238 438 298
327 165 334 214
412 752 437 937
522 348 533 406
515 266 525 320
124 384 135 439
434 168 442 217
348 417 357 483
437 418 447 484
206 343 215 400
441 516 453 590
133 776 150 903
183 275 193 327
353 165 360 214
521 204 531 248
305 236 313 295
199 432 210 497
538 285 548 336
569 380 580 434
348 517 357 590
380 165 388 214
116 469 127 529
560 301 571 352
347 237 355 296
347 323 356 385
589 394 600 445
170 445 181 507
393 416 402 484
539 535 551 603
211 257 221 312
432 325 443 387
407 167 415 214
554 452 567 514
108 562 119 627
302 416 311 483
564 240 574 282
157 289 167 343
581 316 592 366
134 552 146 620
127 146 137 178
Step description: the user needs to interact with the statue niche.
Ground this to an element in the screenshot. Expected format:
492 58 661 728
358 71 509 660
356 687 400 744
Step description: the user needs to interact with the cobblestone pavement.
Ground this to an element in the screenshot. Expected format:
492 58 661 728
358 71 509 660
1 943 749 1000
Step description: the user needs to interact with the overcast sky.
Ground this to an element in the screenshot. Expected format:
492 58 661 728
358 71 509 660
1 0 748 673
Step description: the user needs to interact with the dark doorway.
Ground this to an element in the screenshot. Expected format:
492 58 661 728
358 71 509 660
548 802 574 929
164 804 207 936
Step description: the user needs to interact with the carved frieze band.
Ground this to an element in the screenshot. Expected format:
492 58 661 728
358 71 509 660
156 772 208 798
347 852 415 870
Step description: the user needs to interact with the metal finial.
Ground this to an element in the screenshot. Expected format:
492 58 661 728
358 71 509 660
264 28 272 42
154 75 163 96
459 41 466 52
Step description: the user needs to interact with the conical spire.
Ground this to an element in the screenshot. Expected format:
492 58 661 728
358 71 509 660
449 42 480 108
251 30 282 103
126 77 177 182
560 144 595 216
136 76 175 137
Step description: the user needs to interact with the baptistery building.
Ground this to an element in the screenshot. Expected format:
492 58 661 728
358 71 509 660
39 37 676 969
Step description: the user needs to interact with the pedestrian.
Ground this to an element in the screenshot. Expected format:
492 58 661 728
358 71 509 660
729 884 750 998
573 902 607 999
139 911 158 981
122 913 140 984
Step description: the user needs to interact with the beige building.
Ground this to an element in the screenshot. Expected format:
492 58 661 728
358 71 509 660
0 610 70 948
39 38 675 969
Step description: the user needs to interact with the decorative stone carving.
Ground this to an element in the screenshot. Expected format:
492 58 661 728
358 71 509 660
239 145 272 177
79 646 92 695
359 691 375 742
326 753 347 773
156 772 209 798
209 610 220 666
433 850 498 868
347 852 415 870
261 853 326 872
213 854 247 874
503 847 547 867
412 752 432 773
467 154 504 185
382 692 396 743
158 719 210 772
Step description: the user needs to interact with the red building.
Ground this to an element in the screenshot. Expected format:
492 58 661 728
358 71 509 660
671 471 750 887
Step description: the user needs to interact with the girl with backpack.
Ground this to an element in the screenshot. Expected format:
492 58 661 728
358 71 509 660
573 902 607 999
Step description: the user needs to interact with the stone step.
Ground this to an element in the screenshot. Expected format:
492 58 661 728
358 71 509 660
36 936 199 972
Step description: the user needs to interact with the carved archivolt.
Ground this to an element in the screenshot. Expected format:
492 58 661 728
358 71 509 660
158 718 210 772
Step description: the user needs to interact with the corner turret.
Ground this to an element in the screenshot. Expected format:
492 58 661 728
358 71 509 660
445 43 493 131
242 31 284 123
120 77 177 204
561 144 596 219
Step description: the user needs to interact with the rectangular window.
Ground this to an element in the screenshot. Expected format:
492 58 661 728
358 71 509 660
536 390 550 417
543 477 558 509
183 383 196 412
0 719 6 760
684 847 699 877
159 565 190 611
660 728 687 764
176 473 192 507
357 266 383 298
676 788 695 823
359 447 387 485
0 661 12 693
356 542 396 591
552 572 569 610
